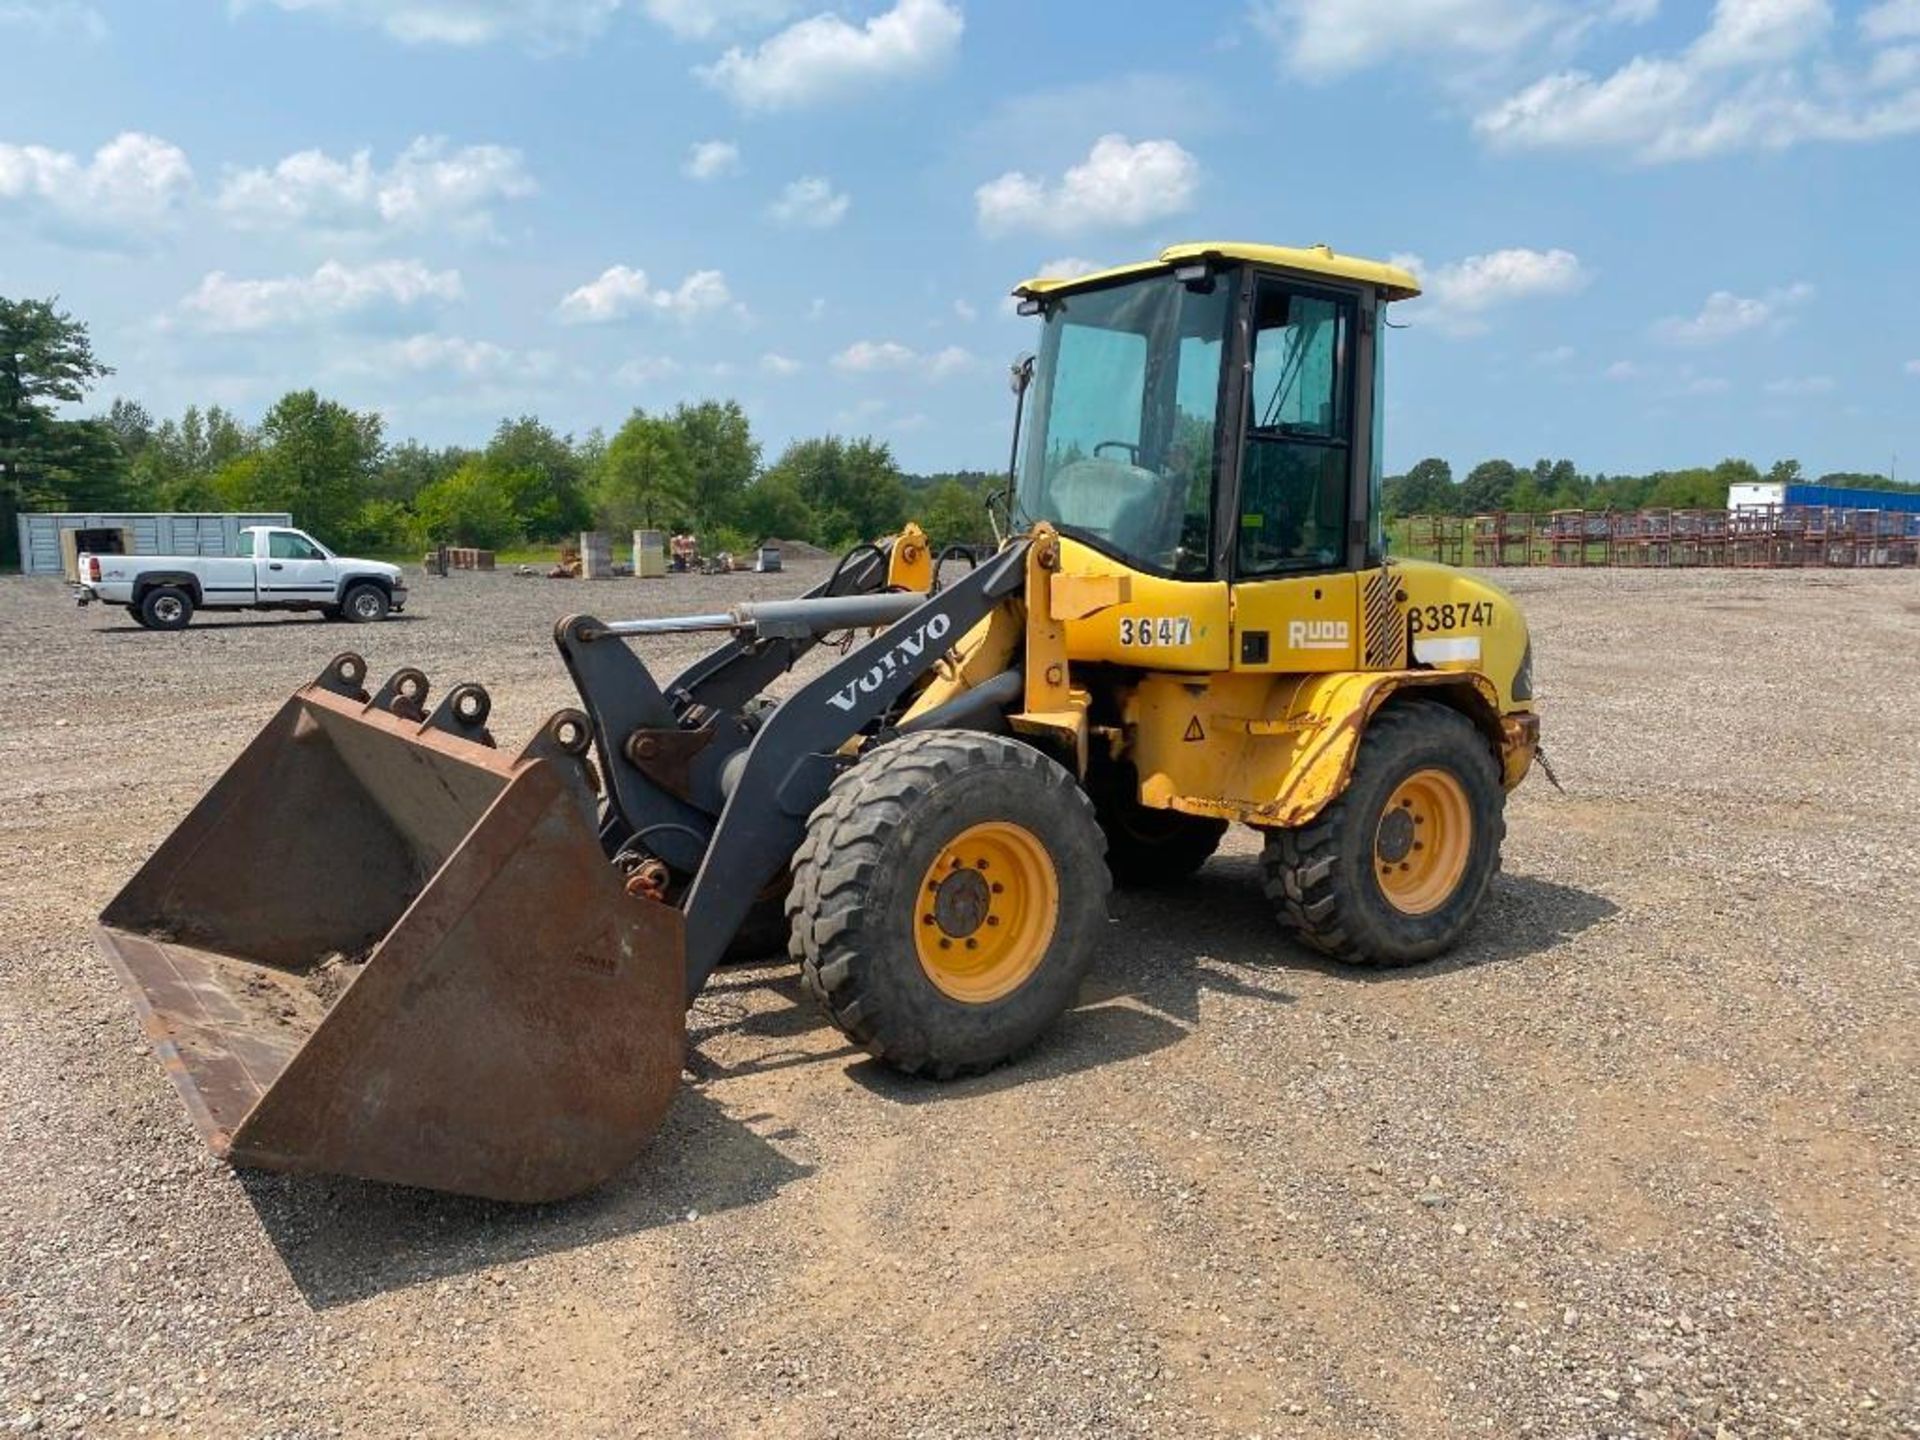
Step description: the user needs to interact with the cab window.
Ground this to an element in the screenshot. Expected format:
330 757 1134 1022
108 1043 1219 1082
1017 274 1230 578
268 531 324 561
1236 284 1354 576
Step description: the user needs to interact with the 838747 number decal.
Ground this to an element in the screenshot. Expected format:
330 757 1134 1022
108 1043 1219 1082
1409 600 1496 634
1119 616 1193 649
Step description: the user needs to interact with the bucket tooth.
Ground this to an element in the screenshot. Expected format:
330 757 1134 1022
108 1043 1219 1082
96 662 686 1203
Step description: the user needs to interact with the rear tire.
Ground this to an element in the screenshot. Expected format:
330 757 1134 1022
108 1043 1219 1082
126 605 151 629
341 583 389 623
1092 766 1227 887
789 731 1110 1078
138 586 193 631
1260 700 1503 966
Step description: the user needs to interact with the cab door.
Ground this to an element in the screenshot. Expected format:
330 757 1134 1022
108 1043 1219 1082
1228 276 1364 673
260 529 337 603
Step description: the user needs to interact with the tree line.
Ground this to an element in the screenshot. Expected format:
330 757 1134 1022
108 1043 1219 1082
0 295 1002 566
9 295 1915 568
1382 455 1918 520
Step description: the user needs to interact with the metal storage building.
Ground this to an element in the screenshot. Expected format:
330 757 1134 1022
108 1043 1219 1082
1728 482 1920 515
14 511 294 579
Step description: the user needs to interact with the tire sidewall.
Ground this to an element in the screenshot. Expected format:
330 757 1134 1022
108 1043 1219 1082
140 587 192 631
857 750 1106 1070
342 584 389 623
1334 711 1502 961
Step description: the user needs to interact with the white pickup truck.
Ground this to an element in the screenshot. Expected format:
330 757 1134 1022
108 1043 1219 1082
73 525 409 630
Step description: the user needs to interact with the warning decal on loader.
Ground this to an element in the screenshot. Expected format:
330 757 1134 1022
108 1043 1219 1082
1183 716 1206 742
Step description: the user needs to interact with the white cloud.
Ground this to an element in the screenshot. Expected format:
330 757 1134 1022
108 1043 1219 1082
557 266 740 323
1253 0 1561 78
683 139 741 181
768 175 848 228
233 0 623 47
642 0 792 39
1678 374 1732 395
1390 247 1590 336
178 259 463 333
831 339 975 379
217 137 535 235
1033 256 1102 280
975 134 1198 237
699 0 962 110
1476 0 1920 160
1763 374 1836 394
1535 344 1577 364
348 333 557 379
833 340 917 373
760 352 802 376
1692 0 1832 68
1655 282 1812 343
0 131 192 241
1907 358 1920 375
926 345 975 378
0 2 107 39
952 299 978 322
1864 0 1920 41
1604 359 1642 380
613 355 682 385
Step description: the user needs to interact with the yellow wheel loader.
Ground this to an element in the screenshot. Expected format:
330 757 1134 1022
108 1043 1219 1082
97 242 1540 1202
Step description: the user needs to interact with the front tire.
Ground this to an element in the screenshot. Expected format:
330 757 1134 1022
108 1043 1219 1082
340 583 390 623
1260 700 1504 966
789 731 1110 1078
138 586 193 631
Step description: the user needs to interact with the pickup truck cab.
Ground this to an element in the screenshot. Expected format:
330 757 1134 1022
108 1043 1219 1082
74 526 409 630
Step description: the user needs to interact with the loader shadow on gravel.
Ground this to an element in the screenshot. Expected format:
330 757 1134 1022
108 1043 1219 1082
1114 859 1619 987
244 1087 813 1309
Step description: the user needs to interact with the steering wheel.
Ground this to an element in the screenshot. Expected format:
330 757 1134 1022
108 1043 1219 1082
1093 440 1141 464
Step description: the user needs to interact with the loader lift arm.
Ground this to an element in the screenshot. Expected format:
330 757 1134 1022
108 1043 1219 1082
557 537 1034 1001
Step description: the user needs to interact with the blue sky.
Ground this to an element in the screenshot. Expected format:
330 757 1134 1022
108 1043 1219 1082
2 0 1916 478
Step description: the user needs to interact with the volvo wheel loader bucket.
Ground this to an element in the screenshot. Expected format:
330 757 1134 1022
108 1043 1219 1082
96 653 686 1204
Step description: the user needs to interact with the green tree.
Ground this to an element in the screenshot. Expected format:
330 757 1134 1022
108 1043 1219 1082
0 298 116 554
413 458 520 548
1383 457 1454 516
763 435 908 546
596 409 692 531
485 416 588 539
671 399 759 532
375 439 470 505
245 390 385 539
919 479 992 548
736 472 814 543
1459 459 1519 514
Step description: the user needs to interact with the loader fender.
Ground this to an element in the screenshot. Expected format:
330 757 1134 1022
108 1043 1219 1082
1122 668 1511 832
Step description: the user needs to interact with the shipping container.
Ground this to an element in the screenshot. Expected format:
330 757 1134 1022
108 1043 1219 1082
14 511 294 579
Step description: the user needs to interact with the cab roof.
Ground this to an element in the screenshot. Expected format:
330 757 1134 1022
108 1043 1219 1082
1013 241 1422 303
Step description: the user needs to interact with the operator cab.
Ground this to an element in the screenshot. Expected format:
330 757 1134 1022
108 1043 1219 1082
1010 243 1419 584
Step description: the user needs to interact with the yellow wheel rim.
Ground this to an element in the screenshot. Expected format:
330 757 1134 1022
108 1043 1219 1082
1373 768 1472 916
913 821 1059 1003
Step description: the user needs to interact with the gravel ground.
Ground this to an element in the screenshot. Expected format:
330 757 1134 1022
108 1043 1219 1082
0 563 1915 1439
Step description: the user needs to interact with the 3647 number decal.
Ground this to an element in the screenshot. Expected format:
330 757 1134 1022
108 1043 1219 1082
1408 601 1496 634
1119 616 1193 648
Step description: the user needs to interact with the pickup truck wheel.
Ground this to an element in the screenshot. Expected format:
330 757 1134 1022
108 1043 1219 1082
139 586 194 631
340 583 390 623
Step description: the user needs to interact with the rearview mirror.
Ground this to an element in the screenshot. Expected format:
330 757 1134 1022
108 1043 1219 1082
1009 352 1035 396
